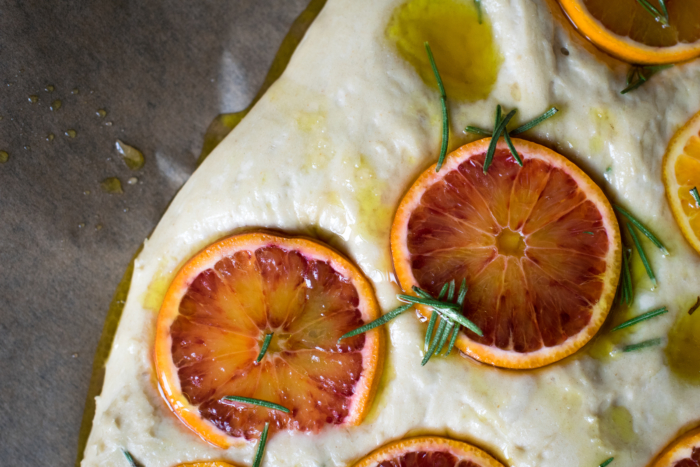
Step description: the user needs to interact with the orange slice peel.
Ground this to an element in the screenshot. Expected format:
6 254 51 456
649 426 700 467
154 232 384 448
351 436 505 467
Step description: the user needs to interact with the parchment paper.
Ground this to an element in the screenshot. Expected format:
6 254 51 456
0 1 311 465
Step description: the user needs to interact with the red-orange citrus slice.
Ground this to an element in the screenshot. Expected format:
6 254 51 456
155 232 384 448
650 427 700 467
558 0 700 64
351 436 504 467
663 110 700 256
391 138 621 369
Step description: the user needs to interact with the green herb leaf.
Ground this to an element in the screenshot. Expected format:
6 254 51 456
626 222 657 287
610 306 668 332
599 457 615 467
456 279 468 306
623 338 662 352
222 396 291 413
474 0 483 24
614 205 669 255
436 321 454 356
689 297 700 316
483 109 517 173
424 42 449 173
584 231 594 235
252 422 270 467
398 294 461 310
691 187 700 207
463 126 492 136
339 303 412 341
123 450 137 467
256 333 273 363
510 107 559 135
445 324 461 356
417 284 448 350
633 0 668 25
616 246 633 306
447 279 456 302
621 65 673 95
423 317 448 365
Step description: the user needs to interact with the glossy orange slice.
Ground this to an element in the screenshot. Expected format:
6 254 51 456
663 110 700 255
650 427 700 467
351 436 504 467
154 232 384 448
391 138 621 369
558 0 700 64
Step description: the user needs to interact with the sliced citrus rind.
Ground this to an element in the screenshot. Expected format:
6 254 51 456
663 110 700 256
391 138 621 369
558 0 700 64
351 436 505 467
649 427 700 467
155 232 384 448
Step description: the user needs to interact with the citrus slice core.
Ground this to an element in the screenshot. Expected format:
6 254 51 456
351 436 504 467
663 110 700 256
558 0 700 64
650 427 700 467
155 232 383 447
391 139 621 369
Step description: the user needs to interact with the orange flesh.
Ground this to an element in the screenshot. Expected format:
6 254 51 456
675 133 700 236
376 451 479 467
582 0 700 47
674 447 700 466
170 245 367 439
406 149 610 353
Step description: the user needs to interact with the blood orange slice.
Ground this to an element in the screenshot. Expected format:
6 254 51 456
351 436 504 467
391 138 621 369
650 427 700 467
154 232 384 448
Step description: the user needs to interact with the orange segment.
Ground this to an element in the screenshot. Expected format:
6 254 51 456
558 0 700 64
391 139 621 369
350 436 504 467
649 427 700 467
155 232 384 448
663 110 700 256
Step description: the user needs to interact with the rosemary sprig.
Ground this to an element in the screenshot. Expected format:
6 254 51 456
599 457 615 467
256 333 273 363
425 42 449 172
123 450 137 467
692 187 700 207
610 306 668 332
252 422 270 467
483 109 517 173
222 396 291 413
689 297 700 316
614 205 669 255
423 284 448 350
339 303 412 341
623 338 662 352
633 0 668 25
401 292 482 336
621 65 673 94
627 222 657 287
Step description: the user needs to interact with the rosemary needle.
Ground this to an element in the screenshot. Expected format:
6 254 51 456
398 294 461 310
423 318 448 365
483 109 517 173
691 187 700 208
445 279 469 355
618 246 633 305
123 450 137 467
510 107 559 135
339 303 412 341
252 422 270 467
633 0 668 25
623 338 662 352
222 396 291 413
614 205 669 255
610 306 668 332
599 457 615 467
621 65 673 94
424 42 449 172
423 283 449 350
474 0 483 24
256 333 273 363
689 297 700 316
627 222 657 287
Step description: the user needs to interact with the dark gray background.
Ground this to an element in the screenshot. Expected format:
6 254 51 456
0 1 310 465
